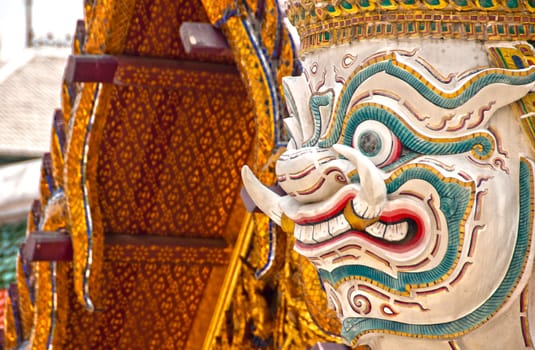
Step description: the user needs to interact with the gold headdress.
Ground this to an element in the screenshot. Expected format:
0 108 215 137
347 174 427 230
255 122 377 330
285 0 535 53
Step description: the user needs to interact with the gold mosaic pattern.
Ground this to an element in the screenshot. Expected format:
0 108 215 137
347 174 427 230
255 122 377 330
16 257 33 340
206 224 343 349
120 0 233 63
60 253 215 349
186 265 228 350
287 0 535 26
201 213 255 350
53 262 71 348
18 238 227 349
97 70 255 239
286 1 535 53
50 127 64 190
294 12 535 53
84 0 136 54
210 14 276 180
29 262 53 349
64 82 101 309
39 159 52 209
213 12 279 291
61 83 74 127
82 83 115 309
104 242 230 266
261 0 279 59
26 201 39 234
84 0 234 64
201 0 233 23
4 293 17 349
32 191 71 349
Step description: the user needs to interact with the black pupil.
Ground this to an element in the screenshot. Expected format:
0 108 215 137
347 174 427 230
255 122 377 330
359 132 380 155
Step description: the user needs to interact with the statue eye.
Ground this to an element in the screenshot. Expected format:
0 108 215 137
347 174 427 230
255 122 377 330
352 120 402 167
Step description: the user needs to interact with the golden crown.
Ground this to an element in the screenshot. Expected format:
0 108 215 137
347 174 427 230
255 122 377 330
285 0 535 53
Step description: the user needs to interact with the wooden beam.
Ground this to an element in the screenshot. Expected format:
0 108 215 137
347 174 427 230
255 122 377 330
103 235 229 266
64 55 118 83
179 22 232 59
21 231 229 264
104 234 227 249
64 53 239 84
21 231 73 262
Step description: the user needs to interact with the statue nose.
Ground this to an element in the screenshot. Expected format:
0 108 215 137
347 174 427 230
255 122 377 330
275 147 350 203
332 144 387 222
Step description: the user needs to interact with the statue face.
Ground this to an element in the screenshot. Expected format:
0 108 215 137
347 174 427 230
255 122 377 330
243 40 535 345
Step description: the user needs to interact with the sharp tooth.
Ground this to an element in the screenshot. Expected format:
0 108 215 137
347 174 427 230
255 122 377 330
295 224 304 241
301 224 315 244
313 221 330 242
365 222 386 238
352 200 371 219
384 222 409 241
329 214 351 236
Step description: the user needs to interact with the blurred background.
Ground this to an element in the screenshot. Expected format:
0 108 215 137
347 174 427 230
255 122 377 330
0 0 82 320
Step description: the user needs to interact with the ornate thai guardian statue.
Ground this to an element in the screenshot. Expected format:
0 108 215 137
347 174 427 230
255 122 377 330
242 1 535 349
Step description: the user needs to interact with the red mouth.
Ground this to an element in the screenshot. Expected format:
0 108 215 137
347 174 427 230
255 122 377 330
293 199 426 254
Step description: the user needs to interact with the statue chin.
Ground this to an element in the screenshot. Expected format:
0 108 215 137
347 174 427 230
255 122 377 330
243 37 535 349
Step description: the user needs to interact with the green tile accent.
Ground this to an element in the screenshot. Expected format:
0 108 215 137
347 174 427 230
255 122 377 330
341 0 353 9
507 0 519 8
478 0 496 8
0 221 26 289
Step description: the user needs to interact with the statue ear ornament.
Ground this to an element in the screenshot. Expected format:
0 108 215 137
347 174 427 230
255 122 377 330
243 0 535 348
